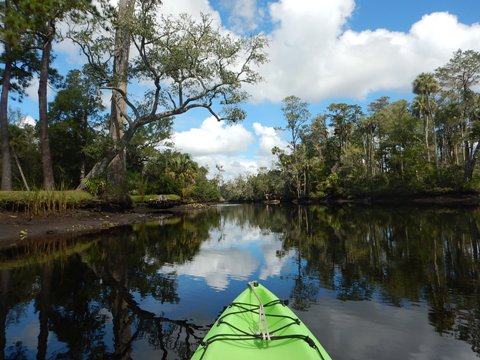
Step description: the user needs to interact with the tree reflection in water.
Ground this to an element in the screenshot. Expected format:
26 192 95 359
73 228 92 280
0 204 479 359
278 205 480 355
0 209 220 360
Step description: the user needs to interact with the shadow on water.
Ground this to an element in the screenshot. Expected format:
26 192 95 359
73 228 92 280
0 204 479 359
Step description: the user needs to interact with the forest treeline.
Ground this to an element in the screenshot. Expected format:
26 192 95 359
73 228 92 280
224 49 480 202
1 1 479 203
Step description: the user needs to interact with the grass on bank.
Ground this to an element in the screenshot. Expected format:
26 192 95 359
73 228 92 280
0 190 93 215
0 191 181 215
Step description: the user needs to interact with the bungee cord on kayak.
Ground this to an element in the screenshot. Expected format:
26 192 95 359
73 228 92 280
249 281 272 340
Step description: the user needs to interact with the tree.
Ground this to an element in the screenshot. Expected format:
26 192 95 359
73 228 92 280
126 120 172 194
366 96 390 175
108 0 135 198
280 95 311 200
166 152 197 199
327 103 363 159
0 0 38 190
435 102 463 167
412 72 439 164
300 114 329 197
8 111 42 189
24 0 98 189
326 103 364 186
48 69 105 186
379 100 422 182
73 5 267 192
435 49 480 182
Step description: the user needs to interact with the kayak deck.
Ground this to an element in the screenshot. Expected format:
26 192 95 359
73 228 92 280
191 282 332 360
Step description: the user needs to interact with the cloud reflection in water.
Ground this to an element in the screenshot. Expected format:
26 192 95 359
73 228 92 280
160 221 295 291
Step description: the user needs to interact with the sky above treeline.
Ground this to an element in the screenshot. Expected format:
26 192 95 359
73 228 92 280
16 0 480 180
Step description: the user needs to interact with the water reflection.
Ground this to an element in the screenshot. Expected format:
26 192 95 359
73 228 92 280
0 204 479 359
160 214 295 290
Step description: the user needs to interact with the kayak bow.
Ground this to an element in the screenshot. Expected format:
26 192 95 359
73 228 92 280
191 282 332 360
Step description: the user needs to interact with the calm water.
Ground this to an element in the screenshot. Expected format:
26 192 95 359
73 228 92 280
1 204 479 359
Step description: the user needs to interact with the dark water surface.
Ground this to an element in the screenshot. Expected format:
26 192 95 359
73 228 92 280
1 204 479 359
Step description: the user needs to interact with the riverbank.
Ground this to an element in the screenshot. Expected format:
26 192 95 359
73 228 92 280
2 191 479 250
0 205 197 250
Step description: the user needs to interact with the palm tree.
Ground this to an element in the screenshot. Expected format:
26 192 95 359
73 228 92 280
167 153 198 199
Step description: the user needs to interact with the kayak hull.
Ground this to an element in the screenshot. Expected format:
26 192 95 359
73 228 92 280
191 282 332 360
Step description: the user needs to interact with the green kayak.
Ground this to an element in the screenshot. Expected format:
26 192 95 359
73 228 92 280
191 282 332 360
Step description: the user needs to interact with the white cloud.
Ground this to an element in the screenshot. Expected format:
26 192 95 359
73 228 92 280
232 0 258 28
172 116 258 180
248 0 480 102
192 154 260 181
173 116 254 156
17 115 36 128
100 90 112 109
253 122 288 156
55 37 83 66
171 118 286 180
24 77 39 102
221 0 263 33
161 0 221 24
23 76 58 104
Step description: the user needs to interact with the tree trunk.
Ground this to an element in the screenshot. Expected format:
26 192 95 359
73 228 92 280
432 116 438 169
12 147 30 191
424 112 430 162
77 123 137 190
80 114 88 182
303 165 307 198
464 159 475 182
464 141 480 182
108 0 135 190
38 27 55 190
0 59 12 191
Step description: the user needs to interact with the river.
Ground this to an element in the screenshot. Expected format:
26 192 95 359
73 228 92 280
1 204 479 359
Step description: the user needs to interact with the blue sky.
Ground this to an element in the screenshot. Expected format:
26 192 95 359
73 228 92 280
350 0 479 31
13 0 480 180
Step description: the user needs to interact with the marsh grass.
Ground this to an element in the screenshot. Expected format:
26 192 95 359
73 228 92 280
0 190 93 216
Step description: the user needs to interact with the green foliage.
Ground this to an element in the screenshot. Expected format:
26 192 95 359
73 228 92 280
221 169 287 202
82 176 106 197
191 176 220 202
48 69 105 187
435 49 480 181
8 119 42 189
276 96 312 199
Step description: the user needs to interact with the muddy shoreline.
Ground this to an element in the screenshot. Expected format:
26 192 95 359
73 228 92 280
0 205 194 250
